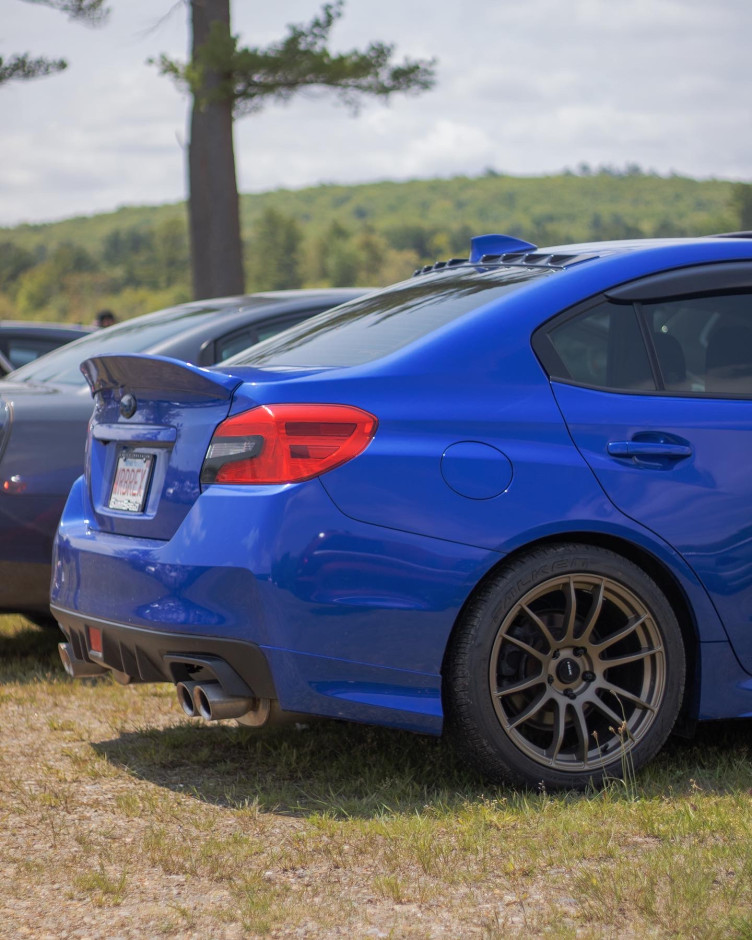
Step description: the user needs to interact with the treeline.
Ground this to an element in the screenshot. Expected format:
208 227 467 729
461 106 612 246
1 169 749 324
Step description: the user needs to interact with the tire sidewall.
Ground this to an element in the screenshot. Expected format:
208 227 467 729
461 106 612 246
447 544 686 789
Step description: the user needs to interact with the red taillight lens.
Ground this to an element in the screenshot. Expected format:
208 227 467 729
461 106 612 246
201 403 378 485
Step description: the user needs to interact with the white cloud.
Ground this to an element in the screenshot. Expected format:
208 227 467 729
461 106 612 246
0 0 750 226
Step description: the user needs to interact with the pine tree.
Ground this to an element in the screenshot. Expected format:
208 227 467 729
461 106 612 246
155 1 436 299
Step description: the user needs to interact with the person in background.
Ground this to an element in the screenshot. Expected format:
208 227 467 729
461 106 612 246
94 309 117 328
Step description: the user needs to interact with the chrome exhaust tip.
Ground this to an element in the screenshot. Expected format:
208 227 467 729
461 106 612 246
58 642 108 679
194 681 254 721
176 681 200 717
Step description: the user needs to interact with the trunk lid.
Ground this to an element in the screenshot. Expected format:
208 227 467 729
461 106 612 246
82 355 245 540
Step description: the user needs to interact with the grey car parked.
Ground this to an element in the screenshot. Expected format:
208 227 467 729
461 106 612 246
0 321 93 376
0 289 367 622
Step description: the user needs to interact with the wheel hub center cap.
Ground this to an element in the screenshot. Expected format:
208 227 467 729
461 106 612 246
556 658 581 685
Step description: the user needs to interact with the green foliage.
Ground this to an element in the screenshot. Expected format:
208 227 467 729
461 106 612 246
0 169 744 322
155 1 435 116
0 53 67 84
22 0 109 24
0 241 36 292
1 1 110 87
731 183 752 230
245 208 303 290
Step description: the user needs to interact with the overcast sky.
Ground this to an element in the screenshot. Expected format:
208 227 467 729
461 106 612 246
1 0 749 227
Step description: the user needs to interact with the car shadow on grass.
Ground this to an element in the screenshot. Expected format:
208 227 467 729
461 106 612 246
0 616 64 682
93 713 752 819
94 719 487 818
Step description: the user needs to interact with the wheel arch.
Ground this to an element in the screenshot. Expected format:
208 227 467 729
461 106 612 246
442 530 700 731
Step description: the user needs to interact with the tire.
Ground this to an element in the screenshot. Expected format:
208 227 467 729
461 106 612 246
445 543 686 790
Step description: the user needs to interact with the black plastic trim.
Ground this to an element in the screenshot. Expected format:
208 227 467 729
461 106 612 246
51 604 278 699
606 262 752 302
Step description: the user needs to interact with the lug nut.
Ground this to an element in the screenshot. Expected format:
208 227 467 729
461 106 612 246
564 689 577 700
583 671 595 682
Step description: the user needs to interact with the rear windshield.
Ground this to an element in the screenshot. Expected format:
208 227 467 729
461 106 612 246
7 303 232 386
226 267 550 370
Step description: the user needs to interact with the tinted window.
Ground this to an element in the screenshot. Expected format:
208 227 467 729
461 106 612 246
226 268 550 370
544 302 655 391
5 337 62 368
644 292 752 396
8 303 233 386
214 312 319 362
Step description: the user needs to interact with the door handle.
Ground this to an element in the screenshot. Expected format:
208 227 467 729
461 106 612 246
607 441 693 459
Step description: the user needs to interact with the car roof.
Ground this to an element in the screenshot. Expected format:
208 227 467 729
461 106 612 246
0 320 93 334
2 288 369 386
412 232 752 279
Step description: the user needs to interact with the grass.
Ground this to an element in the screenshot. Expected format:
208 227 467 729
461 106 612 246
1 613 752 937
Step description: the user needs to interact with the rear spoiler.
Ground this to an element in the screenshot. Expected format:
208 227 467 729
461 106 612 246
81 354 243 401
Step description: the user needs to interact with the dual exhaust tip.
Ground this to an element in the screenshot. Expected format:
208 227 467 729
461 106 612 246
59 642 280 728
176 680 268 724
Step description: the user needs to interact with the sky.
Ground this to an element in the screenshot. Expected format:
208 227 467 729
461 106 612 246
1 0 750 227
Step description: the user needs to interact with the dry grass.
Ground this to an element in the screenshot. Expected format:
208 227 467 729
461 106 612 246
1 613 752 938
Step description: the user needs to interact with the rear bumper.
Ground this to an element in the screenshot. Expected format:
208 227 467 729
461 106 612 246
53 603 277 697
51 476 499 733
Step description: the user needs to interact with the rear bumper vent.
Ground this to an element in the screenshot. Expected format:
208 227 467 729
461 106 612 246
51 604 278 698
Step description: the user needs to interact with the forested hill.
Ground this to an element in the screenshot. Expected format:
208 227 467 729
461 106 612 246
1 169 748 324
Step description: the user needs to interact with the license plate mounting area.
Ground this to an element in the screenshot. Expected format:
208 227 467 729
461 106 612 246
108 449 154 513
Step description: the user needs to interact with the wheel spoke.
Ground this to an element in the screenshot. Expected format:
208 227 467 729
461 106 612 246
592 613 648 653
495 673 546 698
520 604 557 651
578 579 605 645
602 645 663 669
508 688 553 729
587 692 626 730
563 577 578 641
501 632 548 663
570 703 590 765
546 700 568 762
605 681 656 713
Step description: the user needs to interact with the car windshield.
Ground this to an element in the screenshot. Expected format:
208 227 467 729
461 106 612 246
226 266 550 370
7 303 232 386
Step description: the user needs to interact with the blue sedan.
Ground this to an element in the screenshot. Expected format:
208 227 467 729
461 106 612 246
52 233 752 789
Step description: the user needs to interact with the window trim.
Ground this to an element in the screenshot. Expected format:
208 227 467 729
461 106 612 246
533 281 752 401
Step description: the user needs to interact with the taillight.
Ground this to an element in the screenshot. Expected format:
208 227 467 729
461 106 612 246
201 403 378 485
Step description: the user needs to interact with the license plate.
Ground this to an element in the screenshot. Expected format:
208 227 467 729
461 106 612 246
109 450 154 512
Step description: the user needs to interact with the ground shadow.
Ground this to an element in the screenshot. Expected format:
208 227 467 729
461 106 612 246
93 712 752 819
94 718 482 818
0 618 64 683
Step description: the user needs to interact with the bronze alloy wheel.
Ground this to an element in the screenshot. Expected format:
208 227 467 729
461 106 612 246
446 544 686 789
489 574 665 772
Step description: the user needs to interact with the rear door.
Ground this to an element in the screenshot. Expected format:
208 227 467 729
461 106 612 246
533 267 752 670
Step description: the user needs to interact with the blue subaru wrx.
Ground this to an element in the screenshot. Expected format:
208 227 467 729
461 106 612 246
52 233 752 789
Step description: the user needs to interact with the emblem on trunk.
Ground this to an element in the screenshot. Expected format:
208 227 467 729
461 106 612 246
119 393 137 419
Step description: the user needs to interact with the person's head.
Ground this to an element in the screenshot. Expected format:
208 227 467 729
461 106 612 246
95 309 116 328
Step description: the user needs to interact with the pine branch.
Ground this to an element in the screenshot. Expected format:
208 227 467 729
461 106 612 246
155 1 436 117
20 0 110 26
0 53 67 85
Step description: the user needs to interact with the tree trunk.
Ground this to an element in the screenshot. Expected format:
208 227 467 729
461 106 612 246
188 0 245 299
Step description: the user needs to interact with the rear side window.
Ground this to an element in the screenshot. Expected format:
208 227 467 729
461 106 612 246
540 301 656 391
4 337 61 368
644 292 752 396
226 267 550 370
